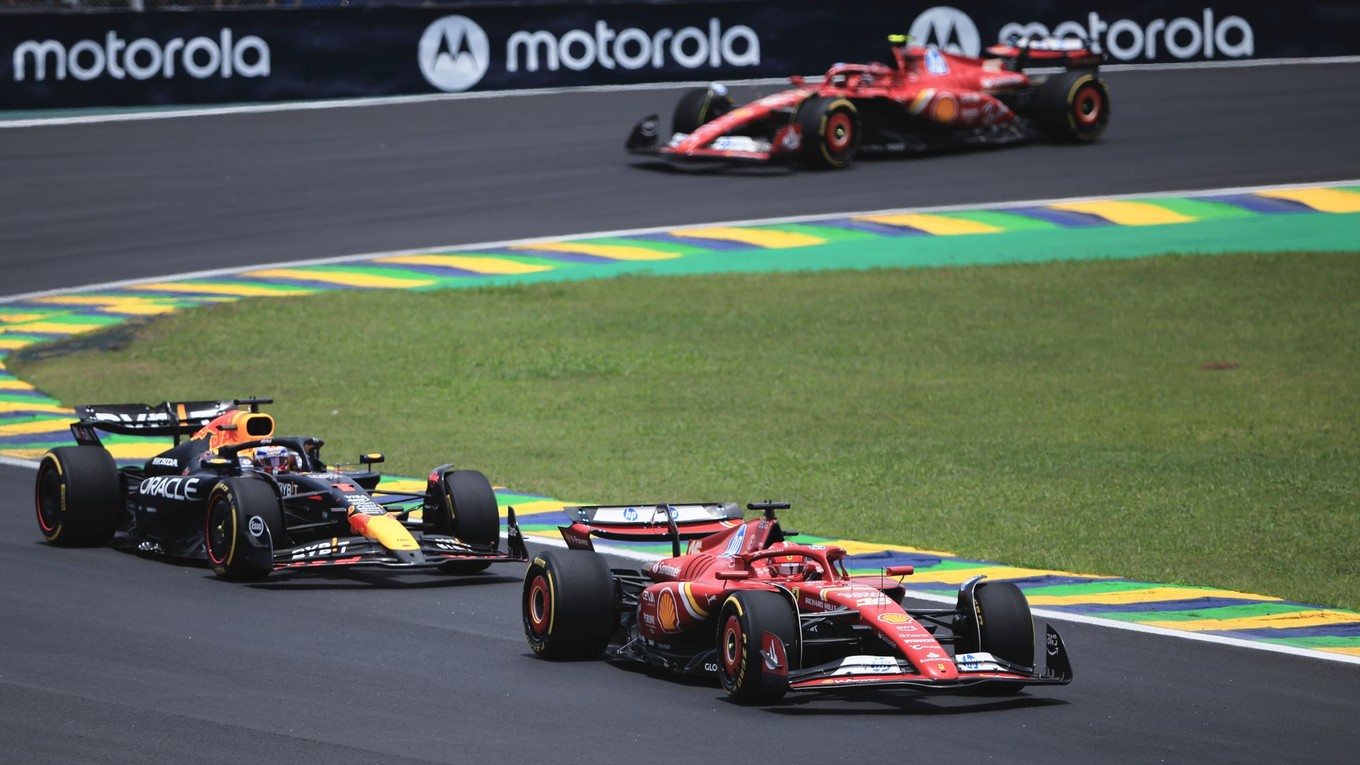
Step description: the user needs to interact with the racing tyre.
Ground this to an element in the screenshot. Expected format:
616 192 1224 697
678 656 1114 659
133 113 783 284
795 96 860 170
1034 69 1110 143
205 478 284 582
427 469 500 574
672 85 735 135
965 581 1035 667
717 590 799 704
523 549 616 660
34 446 121 546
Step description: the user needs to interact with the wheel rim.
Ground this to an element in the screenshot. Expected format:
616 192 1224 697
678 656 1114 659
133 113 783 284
205 495 233 566
721 615 744 677
36 463 62 534
527 574 552 635
825 112 854 153
1073 84 1104 125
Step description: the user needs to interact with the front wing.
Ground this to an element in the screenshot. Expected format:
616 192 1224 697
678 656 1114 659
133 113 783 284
272 510 529 572
787 624 1073 695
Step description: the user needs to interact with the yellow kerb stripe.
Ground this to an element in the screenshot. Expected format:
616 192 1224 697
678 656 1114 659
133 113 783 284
0 402 71 415
5 321 109 334
242 269 433 289
0 419 73 437
855 214 1000 235
1257 187 1360 213
667 227 826 248
1027 586 1282 607
510 242 681 261
1047 200 1195 226
137 282 314 297
1142 609 1360 632
376 254 554 274
35 296 183 316
1322 646 1360 657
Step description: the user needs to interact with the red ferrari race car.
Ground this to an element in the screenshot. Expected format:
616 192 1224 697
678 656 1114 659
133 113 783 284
626 34 1109 170
522 501 1072 704
35 397 527 581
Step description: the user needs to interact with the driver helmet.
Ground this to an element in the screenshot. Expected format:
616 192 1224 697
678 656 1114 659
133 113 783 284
250 444 296 474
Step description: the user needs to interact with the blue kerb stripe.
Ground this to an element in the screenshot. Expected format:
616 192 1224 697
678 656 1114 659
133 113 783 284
1200 194 1315 214
1212 623 1360 640
483 248 615 264
1006 206 1112 227
818 219 932 236
365 263 492 280
1054 596 1272 614
627 233 757 251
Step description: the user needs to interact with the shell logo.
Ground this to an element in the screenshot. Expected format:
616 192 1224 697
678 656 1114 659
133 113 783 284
658 588 681 632
877 612 910 624
932 93 959 123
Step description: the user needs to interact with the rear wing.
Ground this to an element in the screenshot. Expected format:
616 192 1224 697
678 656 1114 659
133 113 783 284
986 35 1104 69
559 502 744 555
69 399 239 446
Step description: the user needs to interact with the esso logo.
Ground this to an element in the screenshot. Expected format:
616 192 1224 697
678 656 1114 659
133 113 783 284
248 516 266 537
908 6 981 57
418 15 491 93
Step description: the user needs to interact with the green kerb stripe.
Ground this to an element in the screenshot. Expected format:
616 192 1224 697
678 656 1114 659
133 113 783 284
1096 602 1317 623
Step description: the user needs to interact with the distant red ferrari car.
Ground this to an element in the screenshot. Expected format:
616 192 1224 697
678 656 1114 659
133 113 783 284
626 34 1109 170
522 501 1072 704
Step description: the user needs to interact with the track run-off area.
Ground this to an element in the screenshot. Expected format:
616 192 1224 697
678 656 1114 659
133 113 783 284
3 181 1359 665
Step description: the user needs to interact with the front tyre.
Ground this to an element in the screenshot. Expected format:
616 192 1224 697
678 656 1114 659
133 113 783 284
717 590 799 704
672 85 735 135
34 446 121 546
523 549 616 660
1034 69 1110 143
205 478 284 582
796 96 860 170
969 581 1036 666
426 468 500 574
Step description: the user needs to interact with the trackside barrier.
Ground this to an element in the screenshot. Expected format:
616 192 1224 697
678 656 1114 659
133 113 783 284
1 1 1358 110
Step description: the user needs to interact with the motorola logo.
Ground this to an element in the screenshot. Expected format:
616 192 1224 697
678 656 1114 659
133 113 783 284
418 15 490 93
908 6 981 57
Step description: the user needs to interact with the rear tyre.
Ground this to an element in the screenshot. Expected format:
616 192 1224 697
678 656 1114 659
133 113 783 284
717 590 798 704
1034 69 1110 143
795 96 860 170
34 446 121 546
672 85 735 135
523 549 617 660
204 478 284 582
426 469 500 574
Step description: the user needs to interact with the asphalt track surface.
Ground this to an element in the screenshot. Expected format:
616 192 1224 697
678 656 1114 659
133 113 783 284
2 64 1358 763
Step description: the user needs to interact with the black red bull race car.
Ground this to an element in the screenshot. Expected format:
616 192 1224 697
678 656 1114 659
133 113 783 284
626 34 1110 170
34 397 527 581
523 501 1072 704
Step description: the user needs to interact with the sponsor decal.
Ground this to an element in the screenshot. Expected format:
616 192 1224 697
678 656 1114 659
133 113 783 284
999 9 1253 62
931 92 959 123
138 475 204 501
651 561 681 578
658 588 681 632
909 6 982 56
878 612 910 624
924 47 950 74
247 515 265 538
151 457 178 468
14 29 269 83
343 493 385 516
623 506 639 521
290 539 348 561
1047 629 1061 656
507 18 759 73
418 15 491 93
720 525 746 557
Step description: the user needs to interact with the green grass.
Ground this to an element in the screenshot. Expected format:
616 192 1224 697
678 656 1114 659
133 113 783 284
12 251 1359 610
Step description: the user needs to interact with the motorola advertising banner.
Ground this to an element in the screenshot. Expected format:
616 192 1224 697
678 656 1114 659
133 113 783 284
2 2 1356 110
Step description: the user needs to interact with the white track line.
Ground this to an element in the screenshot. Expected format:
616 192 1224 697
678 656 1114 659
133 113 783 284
2 55 1358 129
